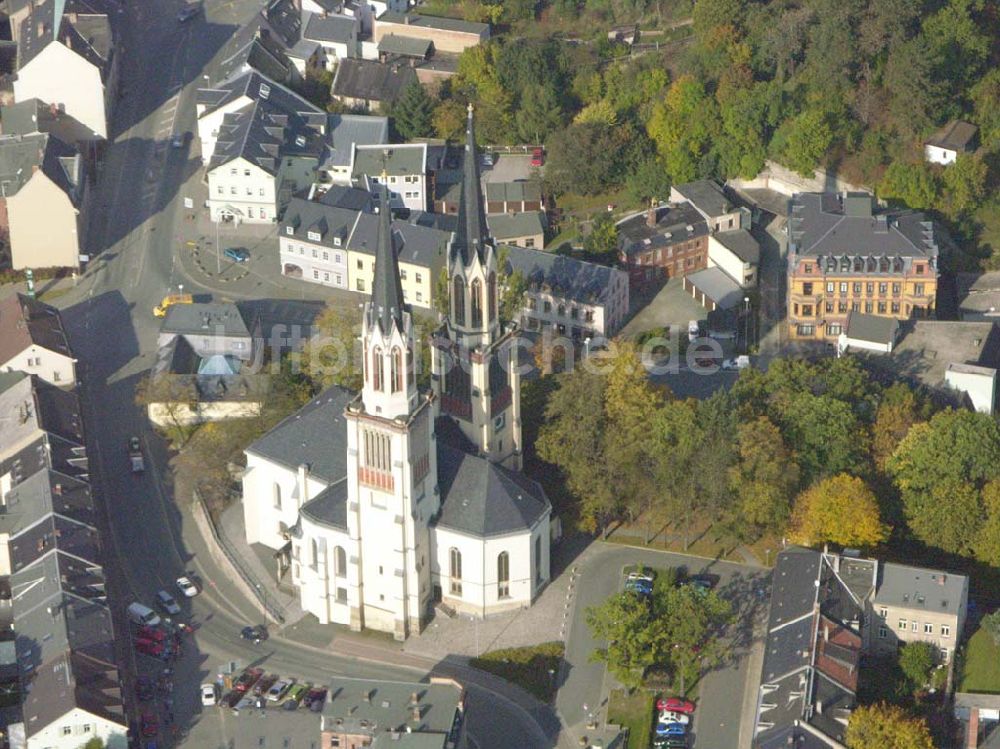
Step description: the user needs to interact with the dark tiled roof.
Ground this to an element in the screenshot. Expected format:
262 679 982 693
0 133 82 204
713 228 759 264
486 211 545 240
926 120 977 151
348 213 451 268
300 478 347 531
323 114 389 169
0 98 96 144
377 12 489 35
217 31 297 86
303 12 356 44
331 58 417 105
281 196 361 251
503 246 623 306
0 293 73 365
485 180 542 204
352 142 426 177
844 311 899 345
262 0 301 47
368 185 406 335
617 202 708 256
247 386 353 483
769 547 821 627
672 179 732 218
874 562 967 617
377 33 432 58
435 421 548 537
161 302 252 338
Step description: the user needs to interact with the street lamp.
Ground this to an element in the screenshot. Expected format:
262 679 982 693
743 296 751 354
254 583 267 626
468 615 479 657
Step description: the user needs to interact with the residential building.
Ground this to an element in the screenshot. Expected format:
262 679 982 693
957 271 1000 321
373 12 489 54
837 311 901 355
212 23 301 88
617 201 710 287
870 562 968 663
487 211 545 250
301 11 358 65
377 33 433 63
755 548 968 748
321 676 467 748
331 58 417 110
279 188 368 290
0 132 85 270
319 113 389 184
670 179 750 233
708 228 758 287
352 142 428 211
243 112 551 638
0 372 126 749
197 71 327 223
925 120 978 165
484 181 543 215
157 302 260 362
786 192 939 341
504 245 630 339
1 97 100 147
0 293 76 386
11 0 119 140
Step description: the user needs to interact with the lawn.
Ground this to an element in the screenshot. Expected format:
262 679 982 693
608 688 654 749
958 627 1000 694
470 642 564 703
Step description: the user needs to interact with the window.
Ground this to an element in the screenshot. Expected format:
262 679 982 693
248 207 254 218
804 264 813 273
853 282 862 295
898 619 907 630
916 264 925 274
313 270 319 279
323 252 329 261
244 168 251 177
924 623 933 634
63 727 72 736
494 413 505 432
372 346 384 391
453 276 466 325
866 282 874 295
941 625 951 638
335 546 346 578
416 291 423 302
891 302 900 314
323 272 330 282
879 627 887 639
877 302 887 314
840 282 848 294
892 283 901 296
865 302 873 313
230 186 237 195
915 283 925 296
827 282 835 294
311 538 319 568
525 238 535 248
801 305 813 316
415 273 422 283
828 324 841 335
337 587 347 603
802 282 813 296
273 483 282 509
838 302 848 313
497 552 510 598
471 279 483 327
449 547 462 596
285 226 293 235
391 347 403 393
941 647 950 660
246 187 253 196
488 272 497 323
911 621 918 632
230 168 237 176
880 607 888 619
357 259 363 269
217 186 223 194
535 535 543 584
260 188 265 196
356 279 365 291
400 269 407 280
797 325 814 336
825 302 834 313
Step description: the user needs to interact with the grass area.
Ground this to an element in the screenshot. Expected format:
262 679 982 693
974 198 1000 270
470 642 564 703
545 226 580 250
607 688 654 749
557 188 633 218
958 627 1000 694
605 518 749 564
412 1 465 19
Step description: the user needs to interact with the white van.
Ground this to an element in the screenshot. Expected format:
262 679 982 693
127 602 161 627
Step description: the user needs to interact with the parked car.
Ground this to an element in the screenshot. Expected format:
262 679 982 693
138 626 166 643
653 737 688 748
233 668 263 694
481 152 494 167
222 690 244 708
267 679 293 702
655 722 687 738
683 574 719 595
140 713 158 738
176 576 198 598
177 4 200 21
687 320 700 341
530 147 545 167
135 640 165 658
224 247 250 263
659 711 690 725
136 677 154 702
624 575 653 597
283 683 309 710
170 133 186 149
155 590 181 615
241 625 268 644
304 686 327 711
201 683 218 706
128 436 144 473
253 674 278 697
656 697 695 714
721 355 750 370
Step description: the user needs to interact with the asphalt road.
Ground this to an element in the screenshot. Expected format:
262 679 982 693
556 544 769 749
52 2 555 748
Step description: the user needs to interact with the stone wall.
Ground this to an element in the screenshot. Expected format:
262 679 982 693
729 160 871 197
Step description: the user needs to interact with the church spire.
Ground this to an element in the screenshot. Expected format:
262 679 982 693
452 104 490 266
369 178 405 335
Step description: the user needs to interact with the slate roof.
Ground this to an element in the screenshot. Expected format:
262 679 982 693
874 562 967 618
451 107 490 266
317 184 374 211
332 58 417 105
788 193 939 263
926 120 977 152
0 98 96 144
282 196 361 251
713 228 760 264
487 211 545 240
378 34 433 58
368 185 406 335
216 29 298 86
353 142 426 178
435 420 548 538
377 12 489 36
323 114 389 169
617 201 708 256
843 311 899 346
502 246 622 306
0 132 82 203
768 547 821 628
0 469 94 542
16 0 65 69
303 12 356 44
262 0 301 48
685 266 745 309
485 181 542 204
348 213 451 269
324 675 463 739
300 478 347 531
17 0 114 78
246 386 354 483
161 302 252 338
673 179 732 219
0 293 73 365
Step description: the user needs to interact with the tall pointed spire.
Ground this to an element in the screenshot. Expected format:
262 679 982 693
452 104 490 266
369 178 405 335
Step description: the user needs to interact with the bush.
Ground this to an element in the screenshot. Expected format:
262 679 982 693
470 642 564 703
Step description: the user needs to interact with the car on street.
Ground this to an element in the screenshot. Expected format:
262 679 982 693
176 576 198 597
233 667 263 694
137 626 166 642
267 679 293 702
241 624 268 644
222 690 244 708
624 575 653 597
128 436 144 472
656 697 695 714
155 590 181 615
282 683 309 709
659 711 690 725
721 355 750 370
683 573 719 595
304 686 327 711
224 247 250 263
170 133 185 149
530 147 545 167
201 683 218 706
134 639 165 658
688 320 700 341
177 4 200 21
653 738 688 748
253 674 278 697
655 722 687 737
140 713 158 738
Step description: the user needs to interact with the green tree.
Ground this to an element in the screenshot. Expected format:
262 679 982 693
921 0 991 90
583 213 619 261
729 416 800 538
545 120 636 195
982 610 1000 647
883 35 947 136
975 480 1000 565
654 584 733 694
846 703 934 749
433 99 467 141
625 155 672 205
515 84 565 144
879 161 940 211
496 246 529 324
692 0 745 40
79 738 106 749
774 392 869 484
942 153 988 216
970 68 1000 148
647 75 720 184
775 107 832 177
134 373 200 447
716 82 769 179
898 641 936 693
586 592 660 688
872 383 925 471
298 304 363 391
790 474 889 548
391 82 435 140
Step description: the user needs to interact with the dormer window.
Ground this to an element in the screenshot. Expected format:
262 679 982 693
285 226 293 235
308 230 322 242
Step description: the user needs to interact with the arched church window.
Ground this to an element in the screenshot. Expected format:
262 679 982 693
335 546 347 578
273 483 281 510
407 346 415 385
391 347 403 393
449 547 463 596
497 551 510 599
372 346 384 391
311 538 319 569
488 271 497 323
471 279 483 328
453 276 466 325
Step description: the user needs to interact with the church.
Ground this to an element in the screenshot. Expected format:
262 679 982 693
241 109 553 640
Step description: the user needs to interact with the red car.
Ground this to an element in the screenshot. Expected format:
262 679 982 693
135 639 165 658
656 697 695 714
530 147 544 167
138 626 167 642
233 667 263 694
140 713 158 738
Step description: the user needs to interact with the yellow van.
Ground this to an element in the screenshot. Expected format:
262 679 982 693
153 293 193 317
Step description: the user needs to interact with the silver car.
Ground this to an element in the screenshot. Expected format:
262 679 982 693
156 590 181 616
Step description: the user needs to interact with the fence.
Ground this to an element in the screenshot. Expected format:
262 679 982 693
192 489 286 624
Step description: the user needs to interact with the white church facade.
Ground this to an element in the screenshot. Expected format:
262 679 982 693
242 109 551 639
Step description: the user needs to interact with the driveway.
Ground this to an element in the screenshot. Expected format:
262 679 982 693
556 542 769 749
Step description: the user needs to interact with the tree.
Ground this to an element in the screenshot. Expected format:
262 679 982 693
298 304 363 391
728 416 799 538
879 161 940 211
872 383 924 471
942 153 988 217
883 35 947 136
716 82 769 179
585 592 660 688
135 374 200 446
775 107 832 177
653 584 732 694
583 213 619 261
982 610 1000 647
647 76 720 184
790 474 889 548
970 68 1000 149
433 99 468 141
846 704 934 749
391 82 435 140
79 738 106 749
975 479 1000 565
692 0 745 40
515 83 565 144
921 0 991 90
898 641 936 692
496 247 529 324
773 392 869 484
625 155 672 206
545 120 636 195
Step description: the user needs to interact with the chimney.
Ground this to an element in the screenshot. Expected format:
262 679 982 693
362 690 371 702
410 706 421 721
816 700 823 714
36 21 45 38
298 463 309 497
939 574 947 585
645 198 656 228
823 623 829 642
409 692 418 703
404 14 410 24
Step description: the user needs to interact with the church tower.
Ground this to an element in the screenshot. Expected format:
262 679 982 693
432 106 522 469
345 182 438 640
